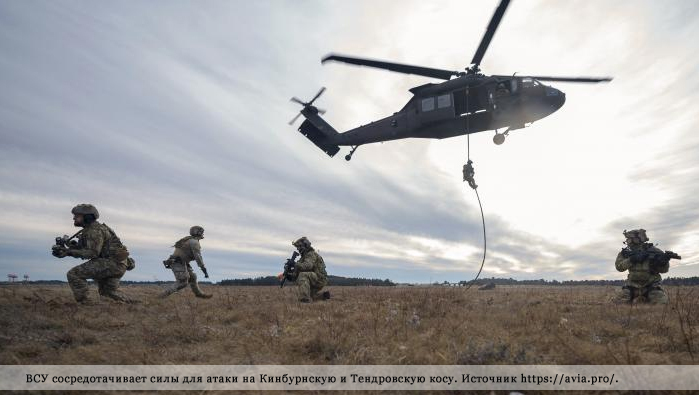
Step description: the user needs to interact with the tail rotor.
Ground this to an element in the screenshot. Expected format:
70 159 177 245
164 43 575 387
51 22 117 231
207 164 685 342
288 87 327 125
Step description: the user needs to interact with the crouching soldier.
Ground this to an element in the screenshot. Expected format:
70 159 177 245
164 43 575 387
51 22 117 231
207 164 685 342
614 229 680 304
290 237 329 303
160 226 212 299
52 204 136 304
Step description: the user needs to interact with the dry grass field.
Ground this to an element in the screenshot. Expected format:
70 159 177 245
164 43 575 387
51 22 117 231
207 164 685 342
1 283 697 394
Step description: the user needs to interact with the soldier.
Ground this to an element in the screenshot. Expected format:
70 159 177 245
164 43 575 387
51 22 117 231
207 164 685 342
614 229 680 304
51 204 136 304
291 237 329 303
463 159 478 189
160 226 212 299
496 82 510 97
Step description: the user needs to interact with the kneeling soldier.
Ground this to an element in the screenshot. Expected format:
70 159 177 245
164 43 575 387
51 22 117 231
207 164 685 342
52 204 136 304
291 237 328 303
614 229 680 304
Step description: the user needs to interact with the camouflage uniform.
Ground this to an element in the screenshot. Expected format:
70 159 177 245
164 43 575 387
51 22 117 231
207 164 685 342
462 160 478 189
57 205 134 303
161 227 211 298
291 237 328 302
614 229 669 304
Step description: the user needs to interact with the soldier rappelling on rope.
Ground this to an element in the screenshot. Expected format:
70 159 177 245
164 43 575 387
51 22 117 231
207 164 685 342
463 159 478 190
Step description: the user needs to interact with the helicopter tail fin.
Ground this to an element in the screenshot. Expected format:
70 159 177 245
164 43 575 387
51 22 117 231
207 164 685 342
297 110 340 157
289 87 340 157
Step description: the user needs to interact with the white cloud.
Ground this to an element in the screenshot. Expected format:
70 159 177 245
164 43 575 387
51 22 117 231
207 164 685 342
0 0 697 283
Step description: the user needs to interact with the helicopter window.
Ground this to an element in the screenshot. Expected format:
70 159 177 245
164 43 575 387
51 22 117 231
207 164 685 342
496 83 510 96
421 97 435 112
437 94 451 109
521 78 540 88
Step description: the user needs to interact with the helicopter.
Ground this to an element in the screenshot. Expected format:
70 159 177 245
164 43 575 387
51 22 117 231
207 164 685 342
290 0 612 161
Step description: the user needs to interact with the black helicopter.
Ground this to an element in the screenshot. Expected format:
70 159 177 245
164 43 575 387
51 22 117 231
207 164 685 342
290 0 612 161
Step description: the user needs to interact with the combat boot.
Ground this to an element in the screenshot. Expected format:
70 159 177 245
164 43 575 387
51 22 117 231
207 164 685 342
196 293 213 299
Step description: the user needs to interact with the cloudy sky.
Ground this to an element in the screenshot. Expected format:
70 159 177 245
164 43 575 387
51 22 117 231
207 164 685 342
1 0 697 283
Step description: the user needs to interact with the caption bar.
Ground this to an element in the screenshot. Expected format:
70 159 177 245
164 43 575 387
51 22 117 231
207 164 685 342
2 365 698 390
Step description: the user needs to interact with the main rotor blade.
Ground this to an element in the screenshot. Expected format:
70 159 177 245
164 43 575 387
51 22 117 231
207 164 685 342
290 97 305 105
309 87 326 105
322 54 459 80
524 76 613 83
470 0 511 69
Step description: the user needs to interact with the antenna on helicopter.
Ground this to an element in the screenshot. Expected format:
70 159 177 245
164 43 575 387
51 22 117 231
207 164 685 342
289 87 327 125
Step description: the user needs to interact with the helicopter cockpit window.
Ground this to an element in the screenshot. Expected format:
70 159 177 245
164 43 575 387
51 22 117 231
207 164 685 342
437 94 451 109
521 78 540 89
421 97 435 112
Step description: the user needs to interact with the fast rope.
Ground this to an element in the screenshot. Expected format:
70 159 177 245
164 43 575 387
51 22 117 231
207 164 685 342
461 88 487 291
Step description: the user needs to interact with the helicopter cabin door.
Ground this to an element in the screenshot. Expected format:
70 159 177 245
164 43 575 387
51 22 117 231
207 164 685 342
453 88 482 116
417 93 455 125
490 79 516 122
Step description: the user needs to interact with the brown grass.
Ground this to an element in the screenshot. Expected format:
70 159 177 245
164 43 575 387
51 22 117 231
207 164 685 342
1 284 697 394
1 284 697 366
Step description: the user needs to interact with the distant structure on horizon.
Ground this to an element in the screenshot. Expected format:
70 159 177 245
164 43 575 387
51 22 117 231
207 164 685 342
23 274 30 283
7 273 18 282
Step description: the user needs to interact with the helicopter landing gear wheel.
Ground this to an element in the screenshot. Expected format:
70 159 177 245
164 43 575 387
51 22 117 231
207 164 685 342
345 145 360 161
493 128 510 145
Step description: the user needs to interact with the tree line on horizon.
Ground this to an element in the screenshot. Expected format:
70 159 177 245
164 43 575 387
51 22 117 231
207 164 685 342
454 276 699 286
8 276 699 286
218 275 395 287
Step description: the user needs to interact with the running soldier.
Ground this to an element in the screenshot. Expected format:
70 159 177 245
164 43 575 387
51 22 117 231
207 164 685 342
160 226 212 299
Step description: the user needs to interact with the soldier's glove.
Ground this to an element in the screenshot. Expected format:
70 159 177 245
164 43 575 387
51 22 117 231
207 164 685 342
202 267 209 278
52 246 68 258
125 257 136 271
652 251 674 266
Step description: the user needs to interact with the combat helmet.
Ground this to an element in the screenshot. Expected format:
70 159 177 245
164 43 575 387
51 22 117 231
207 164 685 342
292 236 312 250
71 204 99 219
190 226 205 238
623 229 649 243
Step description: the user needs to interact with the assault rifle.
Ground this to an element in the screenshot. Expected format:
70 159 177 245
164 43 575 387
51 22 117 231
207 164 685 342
51 229 83 257
280 251 299 288
661 250 682 261
621 247 681 266
649 250 681 273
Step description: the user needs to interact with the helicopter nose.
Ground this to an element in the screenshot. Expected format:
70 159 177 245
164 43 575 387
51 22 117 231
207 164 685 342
545 87 565 110
558 90 566 108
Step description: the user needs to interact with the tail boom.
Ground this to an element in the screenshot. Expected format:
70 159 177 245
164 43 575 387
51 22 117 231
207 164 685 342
297 108 340 157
